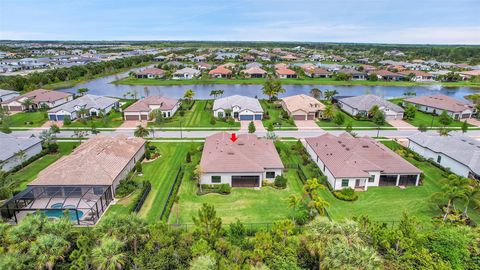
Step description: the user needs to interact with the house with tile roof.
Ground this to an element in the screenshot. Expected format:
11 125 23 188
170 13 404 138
1 89 73 112
135 67 165 79
172 67 200 79
402 94 474 119
199 133 284 187
213 95 263 121
338 94 404 120
47 94 119 121
408 133 480 180
241 67 267 78
208 66 232 78
281 94 326 120
276 67 297 79
399 70 434 82
305 133 422 190
123 96 180 121
0 132 42 172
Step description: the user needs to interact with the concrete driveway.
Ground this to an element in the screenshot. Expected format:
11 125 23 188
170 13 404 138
294 120 323 131
466 118 480 127
118 120 147 129
387 119 414 129
240 120 265 133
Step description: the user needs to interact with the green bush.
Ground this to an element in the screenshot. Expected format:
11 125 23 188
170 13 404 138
63 116 71 125
218 184 231 194
199 184 231 195
115 178 138 198
333 187 358 201
274 175 287 189
135 161 142 173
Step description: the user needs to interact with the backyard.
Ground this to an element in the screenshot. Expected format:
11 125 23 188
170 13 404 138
260 100 297 130
148 100 240 129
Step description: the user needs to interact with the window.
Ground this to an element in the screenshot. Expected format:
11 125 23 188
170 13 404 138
341 179 349 187
323 164 326 171
211 176 221 183
437 155 442 163
369 175 375 182
266 171 275 178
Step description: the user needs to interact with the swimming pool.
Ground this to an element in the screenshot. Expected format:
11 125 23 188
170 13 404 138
44 203 84 221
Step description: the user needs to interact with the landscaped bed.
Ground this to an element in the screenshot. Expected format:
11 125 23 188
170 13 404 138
260 100 297 130
316 108 393 128
64 111 125 128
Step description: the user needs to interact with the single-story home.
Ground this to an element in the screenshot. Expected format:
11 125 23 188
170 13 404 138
0 132 42 172
403 94 474 119
135 68 165 79
199 133 284 187
213 95 264 121
47 94 119 121
408 133 480 180
246 62 262 69
1 89 73 112
281 94 326 120
242 67 267 78
0 136 146 225
303 67 331 78
197 62 212 70
0 89 19 102
208 66 232 78
172 67 200 79
399 70 434 82
123 96 180 120
372 70 405 81
276 67 297 79
305 133 422 190
337 69 366 80
337 94 404 120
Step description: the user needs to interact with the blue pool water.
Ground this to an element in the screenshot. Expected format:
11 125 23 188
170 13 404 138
44 203 84 221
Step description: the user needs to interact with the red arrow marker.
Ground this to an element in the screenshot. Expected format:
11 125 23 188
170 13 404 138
230 133 238 142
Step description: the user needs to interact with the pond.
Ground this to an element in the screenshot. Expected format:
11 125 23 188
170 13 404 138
58 68 479 101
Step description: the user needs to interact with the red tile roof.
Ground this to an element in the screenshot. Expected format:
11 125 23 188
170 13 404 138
4 89 72 104
276 67 296 76
209 66 232 75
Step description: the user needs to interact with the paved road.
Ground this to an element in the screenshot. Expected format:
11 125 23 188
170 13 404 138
8 128 480 140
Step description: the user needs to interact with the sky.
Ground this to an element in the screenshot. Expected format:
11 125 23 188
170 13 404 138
1 0 479 44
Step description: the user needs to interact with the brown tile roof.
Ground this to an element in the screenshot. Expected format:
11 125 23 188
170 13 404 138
404 94 473 113
374 70 404 77
305 133 421 178
274 63 288 69
276 67 296 76
200 133 284 173
123 96 179 112
282 94 326 113
242 67 267 75
208 66 232 75
30 135 145 186
4 89 72 104
399 70 432 77
304 67 330 75
136 67 165 76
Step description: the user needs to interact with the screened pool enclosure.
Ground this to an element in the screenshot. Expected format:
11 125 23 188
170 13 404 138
0 185 113 225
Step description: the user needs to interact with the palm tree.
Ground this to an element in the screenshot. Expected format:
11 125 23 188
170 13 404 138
323 105 335 120
21 98 34 111
308 195 330 217
77 107 89 119
14 149 27 168
134 125 149 138
262 79 285 101
183 89 195 102
91 237 127 270
461 180 480 217
77 88 89 96
431 174 470 221
31 234 70 270
218 89 224 97
287 195 302 223
309 88 323 100
303 178 323 198
324 90 339 101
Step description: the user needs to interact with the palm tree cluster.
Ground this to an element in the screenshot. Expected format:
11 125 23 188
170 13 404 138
209 89 224 99
262 79 285 101
288 178 330 223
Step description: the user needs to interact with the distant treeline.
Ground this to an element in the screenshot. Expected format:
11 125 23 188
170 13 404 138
0 54 153 92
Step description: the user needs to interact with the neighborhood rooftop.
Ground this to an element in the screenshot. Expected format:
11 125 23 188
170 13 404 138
47 94 118 113
0 132 41 162
339 94 404 113
213 95 263 112
2 89 72 103
282 94 326 113
123 96 179 112
404 94 473 112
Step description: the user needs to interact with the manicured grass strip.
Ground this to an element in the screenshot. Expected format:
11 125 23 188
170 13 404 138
10 142 78 192
406 110 473 128
9 111 48 127
65 111 124 128
136 143 200 223
260 100 297 129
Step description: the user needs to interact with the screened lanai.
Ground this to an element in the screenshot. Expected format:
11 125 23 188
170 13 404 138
0 185 113 225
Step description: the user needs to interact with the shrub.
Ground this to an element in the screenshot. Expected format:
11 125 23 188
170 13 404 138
186 152 192 163
274 175 287 188
145 150 151 160
198 184 231 195
135 161 142 173
45 143 59 153
115 178 138 198
179 110 185 117
210 117 216 125
218 184 231 194
148 145 156 151
63 116 71 125
333 187 358 201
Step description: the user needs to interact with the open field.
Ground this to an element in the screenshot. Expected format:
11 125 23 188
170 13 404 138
8 111 48 127
148 100 240 129
260 100 297 130
9 142 78 192
114 77 480 88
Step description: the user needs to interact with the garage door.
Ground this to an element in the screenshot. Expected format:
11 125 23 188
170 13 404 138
254 114 262 120
293 115 306 120
385 115 396 121
140 115 148 120
8 106 22 112
48 115 56 121
125 115 140 121
231 176 259 187
56 115 65 121
307 114 315 120
239 115 254 121
461 114 471 119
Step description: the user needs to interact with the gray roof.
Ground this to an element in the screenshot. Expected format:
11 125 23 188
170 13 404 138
408 133 480 175
173 67 200 76
0 89 18 98
213 95 263 113
0 132 41 163
48 94 118 113
339 94 404 113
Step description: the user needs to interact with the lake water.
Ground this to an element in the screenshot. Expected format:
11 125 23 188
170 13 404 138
58 69 479 101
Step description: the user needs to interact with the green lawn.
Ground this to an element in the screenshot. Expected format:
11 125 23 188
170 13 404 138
9 111 48 127
260 100 297 130
317 108 392 128
406 110 473 128
148 100 240 129
9 142 78 192
65 111 124 128
319 141 480 223
113 77 480 88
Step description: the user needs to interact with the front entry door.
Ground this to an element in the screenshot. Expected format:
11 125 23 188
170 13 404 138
355 179 361 187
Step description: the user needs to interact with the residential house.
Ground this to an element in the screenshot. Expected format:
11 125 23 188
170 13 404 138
457 70 480 80
281 55 297 61
403 94 474 119
193 56 207 62
172 67 200 79
47 94 119 121
305 133 422 190
197 62 212 70
242 55 255 62
399 70 434 82
0 132 42 172
303 67 331 78
135 68 165 79
1 89 73 112
153 56 166 62
199 133 284 187
276 67 297 79
246 62 262 69
0 89 19 102
241 67 267 78
123 96 180 120
281 94 326 120
213 95 263 120
372 70 405 81
338 94 404 120
337 69 366 80
408 133 480 180
208 66 232 78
